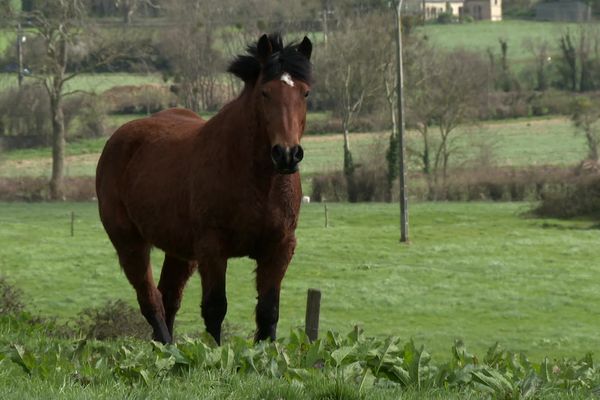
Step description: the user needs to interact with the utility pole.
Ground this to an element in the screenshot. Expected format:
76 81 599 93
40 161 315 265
395 0 409 243
16 22 24 88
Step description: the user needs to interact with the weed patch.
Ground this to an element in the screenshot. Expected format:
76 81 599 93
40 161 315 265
1 325 599 399
75 299 150 340
0 276 24 316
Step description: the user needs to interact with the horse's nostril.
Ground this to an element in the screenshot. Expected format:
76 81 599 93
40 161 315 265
292 145 304 163
271 145 302 173
271 145 284 162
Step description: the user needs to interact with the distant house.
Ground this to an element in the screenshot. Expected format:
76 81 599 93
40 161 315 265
535 1 591 22
423 0 464 20
421 0 502 21
463 0 503 21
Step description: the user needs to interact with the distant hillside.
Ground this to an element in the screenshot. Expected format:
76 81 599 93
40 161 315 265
417 20 579 63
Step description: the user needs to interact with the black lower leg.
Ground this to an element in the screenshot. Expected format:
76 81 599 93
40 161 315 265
255 288 279 342
141 308 172 344
201 292 227 345
158 257 195 339
161 296 180 336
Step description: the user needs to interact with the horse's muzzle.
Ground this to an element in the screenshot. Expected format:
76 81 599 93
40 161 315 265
271 144 303 174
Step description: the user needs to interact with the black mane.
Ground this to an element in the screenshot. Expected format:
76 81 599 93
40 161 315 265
227 33 312 85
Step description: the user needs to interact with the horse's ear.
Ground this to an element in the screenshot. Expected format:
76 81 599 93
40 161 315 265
257 34 273 64
298 36 312 60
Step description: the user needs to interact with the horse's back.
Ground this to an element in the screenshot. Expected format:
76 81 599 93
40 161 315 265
96 108 205 256
96 107 204 187
152 108 205 122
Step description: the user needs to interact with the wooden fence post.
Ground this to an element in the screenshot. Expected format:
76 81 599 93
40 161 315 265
70 211 75 237
324 201 329 228
305 288 321 342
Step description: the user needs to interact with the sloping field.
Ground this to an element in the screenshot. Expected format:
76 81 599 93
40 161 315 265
1 201 599 360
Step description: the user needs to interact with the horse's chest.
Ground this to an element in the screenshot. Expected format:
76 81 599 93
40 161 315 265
191 172 300 257
200 193 297 257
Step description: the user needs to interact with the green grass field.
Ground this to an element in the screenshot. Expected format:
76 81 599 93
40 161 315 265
2 19 599 399
1 201 599 361
0 117 587 180
0 72 166 93
420 20 580 64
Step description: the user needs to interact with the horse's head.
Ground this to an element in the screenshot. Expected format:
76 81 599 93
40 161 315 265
228 33 313 174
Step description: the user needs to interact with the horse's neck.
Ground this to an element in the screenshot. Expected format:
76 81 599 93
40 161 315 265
194 92 298 206
201 91 273 176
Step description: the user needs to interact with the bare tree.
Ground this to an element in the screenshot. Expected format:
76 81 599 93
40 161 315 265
524 37 551 91
22 1 137 199
160 0 225 111
571 96 600 162
24 1 88 199
115 0 159 25
406 46 489 198
558 30 578 91
318 15 386 200
557 27 600 92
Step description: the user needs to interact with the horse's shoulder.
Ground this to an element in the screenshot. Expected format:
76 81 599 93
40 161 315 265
151 108 206 123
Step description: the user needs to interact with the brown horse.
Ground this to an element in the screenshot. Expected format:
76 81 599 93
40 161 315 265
96 33 312 344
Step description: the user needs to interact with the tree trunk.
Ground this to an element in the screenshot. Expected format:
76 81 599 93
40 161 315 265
560 33 578 91
342 124 356 202
419 126 436 200
385 132 398 202
49 94 66 200
124 8 132 24
342 123 353 176
384 76 398 202
422 126 430 175
122 1 135 25
586 126 599 161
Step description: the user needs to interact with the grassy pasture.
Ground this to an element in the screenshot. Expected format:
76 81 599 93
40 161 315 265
1 201 599 361
0 72 166 93
0 117 586 180
420 20 580 64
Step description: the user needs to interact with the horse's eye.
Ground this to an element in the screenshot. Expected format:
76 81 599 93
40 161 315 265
261 90 269 99
304 90 310 98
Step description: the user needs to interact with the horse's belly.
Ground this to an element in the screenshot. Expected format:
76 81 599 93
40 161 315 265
151 234 194 260
224 231 260 258
124 195 195 259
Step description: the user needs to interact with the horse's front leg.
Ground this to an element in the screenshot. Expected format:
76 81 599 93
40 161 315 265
255 236 296 342
198 255 227 345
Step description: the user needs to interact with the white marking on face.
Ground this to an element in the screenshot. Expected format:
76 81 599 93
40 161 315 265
280 72 295 87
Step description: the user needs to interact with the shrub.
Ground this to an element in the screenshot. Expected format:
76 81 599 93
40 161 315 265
436 12 455 24
0 85 108 148
312 171 347 202
75 299 150 340
310 165 577 203
0 84 53 148
534 164 600 218
483 90 579 120
0 177 96 201
101 84 177 115
68 94 109 139
0 276 25 316
401 15 422 35
311 166 390 203
440 166 572 202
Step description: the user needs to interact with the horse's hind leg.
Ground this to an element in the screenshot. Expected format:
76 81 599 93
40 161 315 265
117 243 172 344
158 255 196 338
